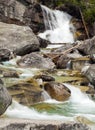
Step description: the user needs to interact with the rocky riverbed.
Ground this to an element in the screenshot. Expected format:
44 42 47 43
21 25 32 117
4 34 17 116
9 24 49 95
0 0 95 130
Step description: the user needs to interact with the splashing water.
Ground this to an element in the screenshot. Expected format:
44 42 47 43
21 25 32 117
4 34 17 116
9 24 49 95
5 100 73 121
5 84 95 123
64 83 95 105
38 5 75 43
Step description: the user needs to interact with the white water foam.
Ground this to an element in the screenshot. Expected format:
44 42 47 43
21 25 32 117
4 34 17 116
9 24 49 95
5 83 95 124
63 83 95 106
5 100 73 121
39 5 75 43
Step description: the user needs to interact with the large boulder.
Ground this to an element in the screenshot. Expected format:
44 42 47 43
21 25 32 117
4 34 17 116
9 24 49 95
0 49 13 62
0 0 27 24
34 74 55 82
0 22 40 56
17 52 55 69
0 1 45 33
44 82 71 101
0 79 12 115
83 64 95 86
0 119 90 130
37 36 50 48
78 36 95 55
14 44 40 56
23 3 45 33
7 78 43 106
57 50 82 69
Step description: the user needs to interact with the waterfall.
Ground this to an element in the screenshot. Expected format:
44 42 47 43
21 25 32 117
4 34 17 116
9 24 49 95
39 5 75 43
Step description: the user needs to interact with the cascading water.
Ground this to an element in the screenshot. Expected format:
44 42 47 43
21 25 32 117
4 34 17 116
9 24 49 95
38 5 75 43
42 90 51 100
5 84 95 123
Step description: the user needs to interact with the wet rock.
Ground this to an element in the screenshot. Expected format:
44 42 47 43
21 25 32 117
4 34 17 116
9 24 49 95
57 54 70 69
0 66 21 78
35 74 55 82
0 22 39 55
17 52 55 69
3 71 19 78
0 49 13 62
44 82 71 101
90 54 95 63
57 50 82 69
71 57 90 71
14 44 40 56
0 79 12 115
78 36 95 55
24 3 45 33
75 116 95 125
7 78 43 105
37 36 50 48
71 18 86 40
83 64 95 86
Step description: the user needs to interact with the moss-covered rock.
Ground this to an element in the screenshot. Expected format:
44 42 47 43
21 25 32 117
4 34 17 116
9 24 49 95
7 78 43 106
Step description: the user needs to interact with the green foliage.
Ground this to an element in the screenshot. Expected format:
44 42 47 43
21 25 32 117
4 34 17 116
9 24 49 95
56 0 95 24
83 8 95 23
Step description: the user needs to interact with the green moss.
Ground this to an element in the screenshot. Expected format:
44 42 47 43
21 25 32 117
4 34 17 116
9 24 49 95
83 8 95 23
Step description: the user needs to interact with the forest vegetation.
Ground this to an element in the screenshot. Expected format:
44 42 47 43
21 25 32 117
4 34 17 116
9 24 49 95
56 0 95 24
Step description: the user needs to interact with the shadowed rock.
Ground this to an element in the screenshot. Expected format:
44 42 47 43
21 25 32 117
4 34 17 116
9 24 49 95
0 79 12 115
83 64 95 86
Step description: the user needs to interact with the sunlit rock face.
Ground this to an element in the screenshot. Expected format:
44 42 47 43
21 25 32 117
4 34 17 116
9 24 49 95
44 81 71 101
0 79 12 116
7 78 43 106
0 22 40 55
